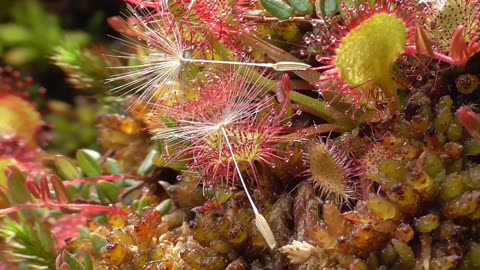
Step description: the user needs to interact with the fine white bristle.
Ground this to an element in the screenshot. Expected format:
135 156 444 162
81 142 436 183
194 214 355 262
106 3 310 107
221 126 276 250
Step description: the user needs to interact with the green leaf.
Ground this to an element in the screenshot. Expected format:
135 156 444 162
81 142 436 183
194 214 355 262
6 166 30 204
62 250 85 270
288 0 313 14
82 253 94 270
260 0 294 20
392 239 415 265
76 149 102 177
0 23 31 44
79 227 91 238
335 13 407 98
90 233 108 254
79 182 94 200
155 199 173 215
106 158 123 176
324 0 338 16
136 196 151 213
137 149 157 177
53 155 79 180
465 139 480 156
4 46 38 66
35 222 56 256
0 217 56 268
96 180 120 203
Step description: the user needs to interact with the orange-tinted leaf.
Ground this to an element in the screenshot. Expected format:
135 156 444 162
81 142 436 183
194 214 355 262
50 174 70 204
415 24 433 57
449 25 468 66
0 185 11 207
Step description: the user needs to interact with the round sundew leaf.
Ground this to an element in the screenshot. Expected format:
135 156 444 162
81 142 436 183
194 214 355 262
335 13 407 97
260 0 295 20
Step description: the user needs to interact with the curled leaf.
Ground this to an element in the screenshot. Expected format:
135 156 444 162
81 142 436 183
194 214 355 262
415 24 434 57
50 174 70 204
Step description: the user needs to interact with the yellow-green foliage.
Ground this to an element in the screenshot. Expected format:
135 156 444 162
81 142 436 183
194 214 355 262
335 13 407 98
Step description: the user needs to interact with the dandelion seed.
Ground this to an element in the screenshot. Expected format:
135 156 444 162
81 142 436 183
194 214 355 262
149 69 271 146
106 3 190 106
221 125 277 249
106 0 310 107
148 69 282 249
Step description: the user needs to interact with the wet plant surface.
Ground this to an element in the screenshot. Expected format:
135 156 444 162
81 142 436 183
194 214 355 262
1 0 480 269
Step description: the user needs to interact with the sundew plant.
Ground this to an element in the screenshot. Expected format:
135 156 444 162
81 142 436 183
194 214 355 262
1 0 480 269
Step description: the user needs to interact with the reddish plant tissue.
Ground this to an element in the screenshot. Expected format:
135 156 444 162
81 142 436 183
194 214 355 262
4 0 480 269
457 105 480 141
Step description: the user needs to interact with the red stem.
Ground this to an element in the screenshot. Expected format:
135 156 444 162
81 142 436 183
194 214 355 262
60 175 141 187
0 201 128 218
404 45 456 66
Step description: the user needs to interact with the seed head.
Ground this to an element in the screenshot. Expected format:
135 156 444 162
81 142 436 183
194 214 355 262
107 1 310 108
106 1 205 106
148 69 271 150
148 69 283 184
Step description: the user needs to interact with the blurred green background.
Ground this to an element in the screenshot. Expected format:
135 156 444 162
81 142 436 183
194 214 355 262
0 0 123 102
